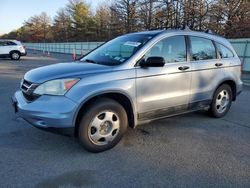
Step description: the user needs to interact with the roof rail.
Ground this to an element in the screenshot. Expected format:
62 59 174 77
165 25 192 31
205 29 214 34
164 26 191 31
183 25 191 31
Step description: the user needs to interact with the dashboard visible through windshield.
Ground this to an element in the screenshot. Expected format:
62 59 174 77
80 34 155 66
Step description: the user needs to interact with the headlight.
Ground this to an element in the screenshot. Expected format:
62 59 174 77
34 78 80 95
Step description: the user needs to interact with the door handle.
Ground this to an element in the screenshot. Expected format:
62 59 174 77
215 63 223 67
178 66 190 71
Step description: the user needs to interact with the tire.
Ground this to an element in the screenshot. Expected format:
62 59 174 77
78 98 128 153
209 84 232 118
10 51 21 60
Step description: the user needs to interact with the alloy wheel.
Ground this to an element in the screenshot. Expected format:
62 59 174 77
88 111 120 146
12 52 20 60
215 89 230 114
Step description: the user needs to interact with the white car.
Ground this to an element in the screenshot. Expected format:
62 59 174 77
0 40 27 60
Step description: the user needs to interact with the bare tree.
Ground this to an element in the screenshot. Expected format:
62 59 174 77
53 8 71 42
24 12 52 42
115 0 138 33
95 5 110 40
2 0 250 41
138 0 158 30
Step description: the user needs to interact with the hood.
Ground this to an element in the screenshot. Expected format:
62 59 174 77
24 62 112 83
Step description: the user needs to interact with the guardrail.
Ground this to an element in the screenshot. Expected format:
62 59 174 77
25 39 250 72
229 39 250 72
25 42 104 56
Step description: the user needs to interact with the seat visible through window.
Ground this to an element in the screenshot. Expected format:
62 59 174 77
144 35 186 64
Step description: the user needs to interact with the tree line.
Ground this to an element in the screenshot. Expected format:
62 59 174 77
1 0 250 42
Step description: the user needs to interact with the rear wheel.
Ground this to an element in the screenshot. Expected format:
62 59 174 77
209 84 232 118
78 98 128 153
10 51 20 60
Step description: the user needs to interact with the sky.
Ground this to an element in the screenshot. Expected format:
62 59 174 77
0 0 103 35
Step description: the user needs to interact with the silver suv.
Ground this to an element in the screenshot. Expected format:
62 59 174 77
0 39 27 60
12 30 243 152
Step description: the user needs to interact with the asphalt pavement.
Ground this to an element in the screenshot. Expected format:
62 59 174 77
242 72 250 86
0 51 250 188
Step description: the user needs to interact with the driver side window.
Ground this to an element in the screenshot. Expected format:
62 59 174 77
144 35 187 63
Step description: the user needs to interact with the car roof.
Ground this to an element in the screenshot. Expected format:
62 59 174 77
131 29 223 39
129 28 219 36
131 30 165 35
127 28 231 48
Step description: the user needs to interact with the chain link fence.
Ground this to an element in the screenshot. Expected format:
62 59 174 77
229 39 250 72
25 42 104 56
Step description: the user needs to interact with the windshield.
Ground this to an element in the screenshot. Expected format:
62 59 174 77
80 34 155 66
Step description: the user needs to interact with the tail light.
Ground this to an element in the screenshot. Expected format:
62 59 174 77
240 58 244 73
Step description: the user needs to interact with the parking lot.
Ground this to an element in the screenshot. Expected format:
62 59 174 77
0 51 250 188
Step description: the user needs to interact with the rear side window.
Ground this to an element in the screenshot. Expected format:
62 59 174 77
7 41 17 46
0 41 16 46
145 35 187 63
216 43 234 58
190 36 216 61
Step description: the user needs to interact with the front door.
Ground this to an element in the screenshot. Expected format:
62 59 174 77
136 35 192 120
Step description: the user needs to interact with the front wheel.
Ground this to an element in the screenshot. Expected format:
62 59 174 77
209 84 232 118
78 98 128 153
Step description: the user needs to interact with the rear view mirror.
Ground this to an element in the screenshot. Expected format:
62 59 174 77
140 56 165 67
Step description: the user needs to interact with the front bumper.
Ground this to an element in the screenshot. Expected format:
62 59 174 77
21 51 27 56
236 80 243 97
12 91 78 130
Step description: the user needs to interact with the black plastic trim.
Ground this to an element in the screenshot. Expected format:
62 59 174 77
138 100 211 121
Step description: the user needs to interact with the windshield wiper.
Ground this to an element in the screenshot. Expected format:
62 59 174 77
83 59 97 64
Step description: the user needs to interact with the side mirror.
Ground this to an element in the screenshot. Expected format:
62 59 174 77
77 55 86 61
140 56 165 67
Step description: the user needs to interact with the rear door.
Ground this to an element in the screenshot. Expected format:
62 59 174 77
215 42 235 67
136 35 192 120
188 36 225 107
6 41 17 53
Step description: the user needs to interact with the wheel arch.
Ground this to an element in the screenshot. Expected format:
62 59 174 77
214 79 237 101
9 50 21 60
74 91 136 137
9 50 21 55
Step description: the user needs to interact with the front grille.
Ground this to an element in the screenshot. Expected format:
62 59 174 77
21 79 33 92
20 79 39 101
